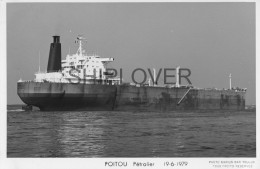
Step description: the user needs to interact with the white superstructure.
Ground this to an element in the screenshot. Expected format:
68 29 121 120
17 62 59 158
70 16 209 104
35 35 120 84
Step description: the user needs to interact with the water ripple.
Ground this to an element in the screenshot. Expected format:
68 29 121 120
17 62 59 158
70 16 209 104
7 109 256 157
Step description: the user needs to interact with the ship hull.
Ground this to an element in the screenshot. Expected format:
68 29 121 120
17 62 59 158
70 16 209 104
17 82 246 111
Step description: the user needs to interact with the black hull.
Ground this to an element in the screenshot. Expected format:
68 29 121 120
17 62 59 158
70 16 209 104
17 82 246 111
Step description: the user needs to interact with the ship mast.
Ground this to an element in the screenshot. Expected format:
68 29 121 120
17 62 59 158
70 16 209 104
38 51 41 73
76 35 87 56
229 73 232 89
176 66 180 87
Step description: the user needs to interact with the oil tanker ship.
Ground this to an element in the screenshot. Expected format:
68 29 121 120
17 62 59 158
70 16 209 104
17 35 246 111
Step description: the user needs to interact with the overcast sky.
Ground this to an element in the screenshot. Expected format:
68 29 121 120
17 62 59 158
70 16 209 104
7 2 255 105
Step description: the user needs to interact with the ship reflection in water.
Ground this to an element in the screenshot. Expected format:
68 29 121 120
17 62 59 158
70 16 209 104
7 106 256 157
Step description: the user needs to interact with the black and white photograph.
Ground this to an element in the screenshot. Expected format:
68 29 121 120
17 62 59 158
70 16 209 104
1 1 258 169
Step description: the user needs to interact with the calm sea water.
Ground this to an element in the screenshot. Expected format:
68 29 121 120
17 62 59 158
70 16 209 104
7 105 256 157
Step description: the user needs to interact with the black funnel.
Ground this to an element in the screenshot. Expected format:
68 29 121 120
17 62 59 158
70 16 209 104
47 36 61 72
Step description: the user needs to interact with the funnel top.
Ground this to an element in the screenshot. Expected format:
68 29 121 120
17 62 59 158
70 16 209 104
52 36 60 43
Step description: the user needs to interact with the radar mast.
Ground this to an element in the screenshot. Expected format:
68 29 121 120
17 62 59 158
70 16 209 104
76 35 87 56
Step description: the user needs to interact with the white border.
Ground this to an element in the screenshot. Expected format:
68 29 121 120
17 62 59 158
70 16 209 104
0 0 7 164
0 1 258 169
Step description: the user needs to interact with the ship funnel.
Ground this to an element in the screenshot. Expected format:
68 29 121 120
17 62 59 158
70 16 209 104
47 36 61 72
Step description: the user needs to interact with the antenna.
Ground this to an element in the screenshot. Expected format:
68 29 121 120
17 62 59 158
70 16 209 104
18 69 22 82
229 73 232 89
38 51 41 73
69 29 72 55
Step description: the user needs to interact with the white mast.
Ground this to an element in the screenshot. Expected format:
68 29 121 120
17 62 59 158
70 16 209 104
176 66 180 87
148 78 151 86
229 73 232 89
